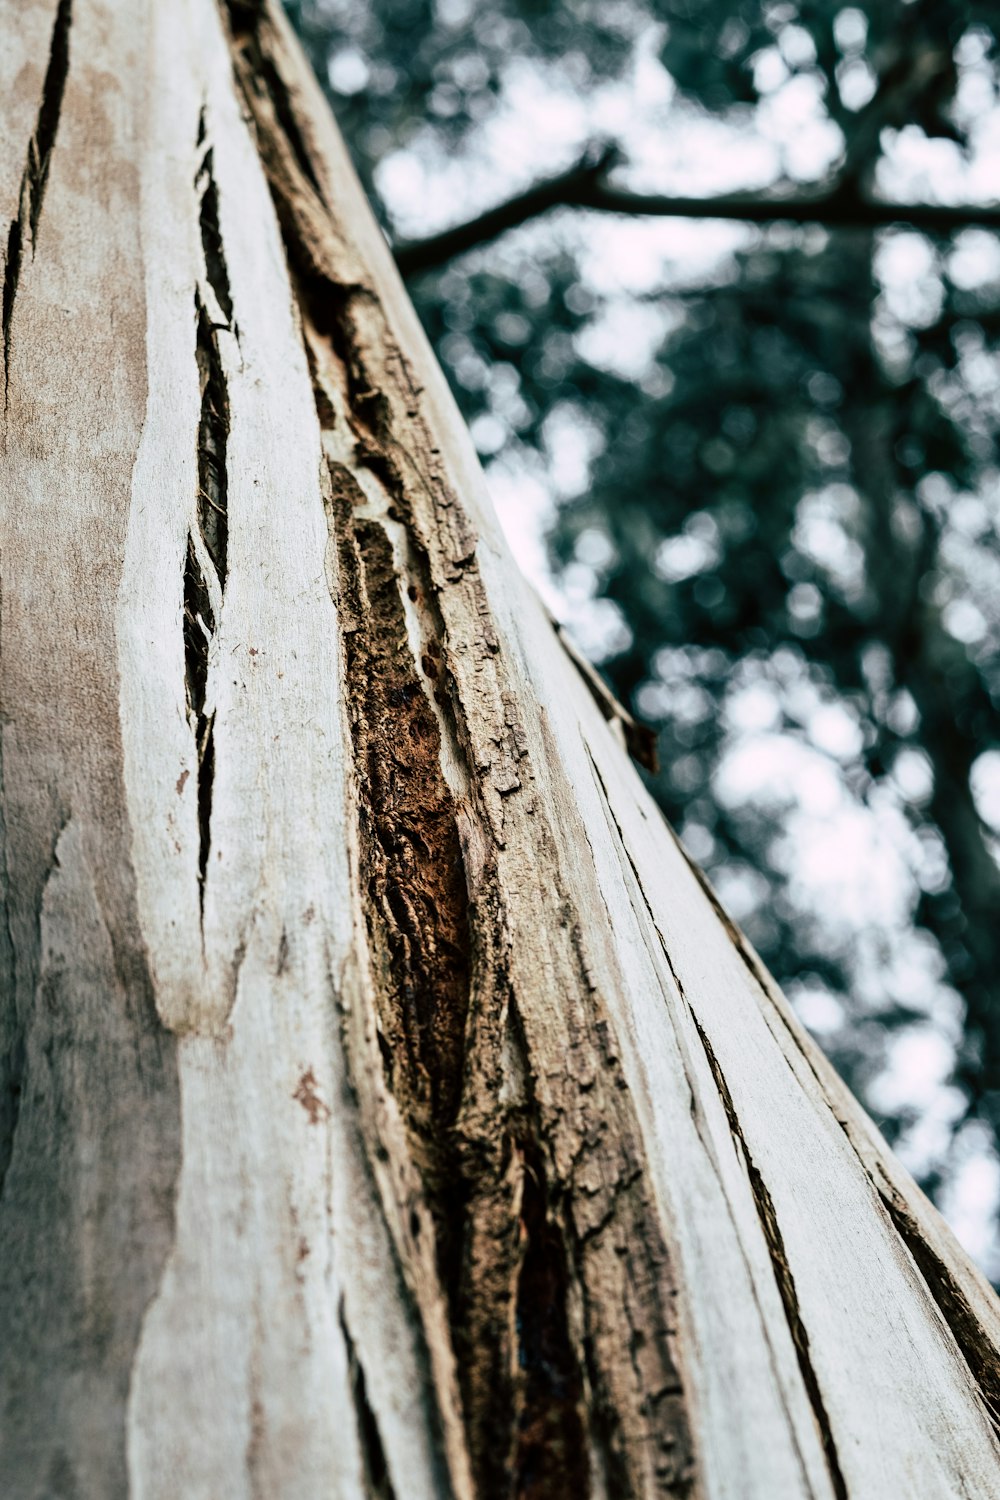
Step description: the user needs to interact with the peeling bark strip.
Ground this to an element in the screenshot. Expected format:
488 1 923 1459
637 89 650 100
2 0 72 400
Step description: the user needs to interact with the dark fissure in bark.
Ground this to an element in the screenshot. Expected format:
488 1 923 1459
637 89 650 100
29 0 72 241
222 0 325 200
195 293 229 587
182 532 215 910
328 468 470 1130
1 217 22 402
184 284 230 914
692 1019 849 1500
196 147 234 326
0 1030 24 1208
182 116 234 912
878 1189 1000 1432
514 1130 590 1500
2 0 72 402
326 462 486 1461
329 457 591 1498
340 1300 398 1500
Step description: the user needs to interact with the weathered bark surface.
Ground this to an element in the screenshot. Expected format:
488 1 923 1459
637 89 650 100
2 3 1000 1497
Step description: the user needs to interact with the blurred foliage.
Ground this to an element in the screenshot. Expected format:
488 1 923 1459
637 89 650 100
288 0 1000 1209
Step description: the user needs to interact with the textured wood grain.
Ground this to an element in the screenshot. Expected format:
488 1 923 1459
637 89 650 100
1 2 999 1497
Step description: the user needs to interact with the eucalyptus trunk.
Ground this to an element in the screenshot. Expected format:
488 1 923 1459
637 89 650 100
2 3 1000 1498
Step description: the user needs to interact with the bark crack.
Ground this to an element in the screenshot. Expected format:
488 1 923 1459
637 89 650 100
194 290 230 589
196 145 234 326
222 0 325 201
692 1018 849 1500
672 811 1000 1439
510 1033 591 1500
182 533 215 913
328 465 471 1128
2 0 72 406
875 1189 1000 1433
339 1299 398 1500
584 742 837 1496
183 284 230 918
180 120 234 920
0 1032 24 1211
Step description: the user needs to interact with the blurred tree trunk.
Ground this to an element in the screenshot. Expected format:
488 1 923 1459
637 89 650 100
821 230 1000 1131
3 2 1000 1497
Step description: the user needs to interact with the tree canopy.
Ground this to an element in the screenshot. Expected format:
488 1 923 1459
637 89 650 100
287 0 1000 1272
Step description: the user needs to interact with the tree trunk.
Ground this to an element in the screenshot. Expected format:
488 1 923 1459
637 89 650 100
2 3 1000 1497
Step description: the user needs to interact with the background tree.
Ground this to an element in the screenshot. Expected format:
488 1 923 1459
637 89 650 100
288 0 1000 1266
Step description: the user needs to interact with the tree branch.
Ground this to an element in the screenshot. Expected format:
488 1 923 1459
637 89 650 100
393 149 1000 277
